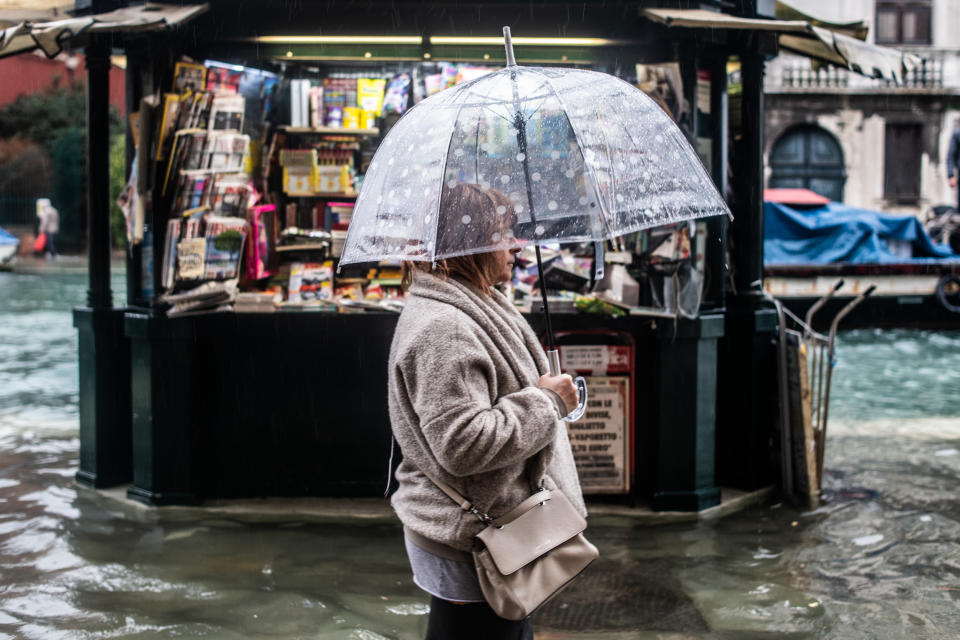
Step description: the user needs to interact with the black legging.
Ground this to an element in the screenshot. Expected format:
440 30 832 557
425 596 533 640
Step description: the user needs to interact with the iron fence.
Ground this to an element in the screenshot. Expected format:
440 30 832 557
0 195 39 229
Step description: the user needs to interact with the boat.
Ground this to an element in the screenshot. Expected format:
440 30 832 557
0 227 19 270
762 189 960 329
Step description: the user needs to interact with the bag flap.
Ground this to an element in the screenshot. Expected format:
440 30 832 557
475 489 587 575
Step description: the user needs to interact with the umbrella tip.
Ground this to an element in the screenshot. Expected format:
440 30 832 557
502 26 516 67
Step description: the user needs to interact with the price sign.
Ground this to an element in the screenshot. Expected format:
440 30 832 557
559 345 631 375
566 376 630 494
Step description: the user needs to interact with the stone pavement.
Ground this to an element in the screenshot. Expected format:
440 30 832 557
7 252 126 275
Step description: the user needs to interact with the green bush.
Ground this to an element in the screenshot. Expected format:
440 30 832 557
0 81 124 251
109 133 127 249
49 126 85 251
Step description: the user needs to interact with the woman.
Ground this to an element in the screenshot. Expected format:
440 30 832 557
387 183 587 639
36 198 59 259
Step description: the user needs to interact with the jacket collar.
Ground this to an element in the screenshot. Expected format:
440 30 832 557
408 271 548 386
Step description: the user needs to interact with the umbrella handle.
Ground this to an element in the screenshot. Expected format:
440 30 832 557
547 349 589 422
565 377 588 423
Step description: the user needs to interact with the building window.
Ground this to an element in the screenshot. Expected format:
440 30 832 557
769 126 845 202
876 0 931 45
884 123 923 202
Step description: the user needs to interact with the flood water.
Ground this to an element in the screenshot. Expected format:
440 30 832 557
1 270 958 639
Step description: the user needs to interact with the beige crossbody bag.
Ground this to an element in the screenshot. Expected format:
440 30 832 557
424 473 599 621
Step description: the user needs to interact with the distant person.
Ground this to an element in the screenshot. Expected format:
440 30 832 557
948 120 960 212
36 198 59 259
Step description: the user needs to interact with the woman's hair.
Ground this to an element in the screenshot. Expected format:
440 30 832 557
402 183 517 294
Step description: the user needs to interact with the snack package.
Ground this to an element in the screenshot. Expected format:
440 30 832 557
324 105 343 128
442 63 459 89
411 67 427 104
382 73 411 115
342 107 362 129
300 262 333 300
424 73 444 96
456 66 495 84
357 78 386 113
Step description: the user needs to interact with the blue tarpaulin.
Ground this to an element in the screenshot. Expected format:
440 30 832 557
0 227 18 246
764 201 959 265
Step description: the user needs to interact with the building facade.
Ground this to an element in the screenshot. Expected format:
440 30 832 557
764 0 960 214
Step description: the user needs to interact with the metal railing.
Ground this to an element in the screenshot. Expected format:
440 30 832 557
780 62 850 88
885 49 944 88
0 196 39 229
772 49 947 90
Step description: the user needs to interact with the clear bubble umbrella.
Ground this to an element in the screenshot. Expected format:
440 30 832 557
340 28 730 420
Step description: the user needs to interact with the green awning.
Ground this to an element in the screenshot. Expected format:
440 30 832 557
0 2 207 59
642 6 922 83
773 1 868 40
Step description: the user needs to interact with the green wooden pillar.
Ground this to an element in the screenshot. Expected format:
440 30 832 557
650 314 724 511
716 46 781 491
729 51 766 294
125 313 200 505
704 52 729 310
717 307 779 490
74 309 131 487
74 36 132 489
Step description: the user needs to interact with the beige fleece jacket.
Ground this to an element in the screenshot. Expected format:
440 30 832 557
388 270 586 552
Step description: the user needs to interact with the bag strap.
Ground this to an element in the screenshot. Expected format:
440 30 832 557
420 467 549 526
420 470 493 524
382 436 481 519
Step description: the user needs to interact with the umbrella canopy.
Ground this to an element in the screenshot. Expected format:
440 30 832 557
339 58 729 268
341 28 730 421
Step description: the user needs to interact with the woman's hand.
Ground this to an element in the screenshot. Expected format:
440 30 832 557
539 374 577 416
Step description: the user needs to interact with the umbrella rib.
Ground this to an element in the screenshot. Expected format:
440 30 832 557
607 75 722 232
473 110 482 183
528 68 614 240
433 85 475 264
523 95 552 124
475 96 550 131
603 76 678 231
616 75 728 228
446 91 555 111
478 102 527 129
590 99 624 238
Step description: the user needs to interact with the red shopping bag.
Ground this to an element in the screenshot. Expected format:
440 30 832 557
34 233 47 252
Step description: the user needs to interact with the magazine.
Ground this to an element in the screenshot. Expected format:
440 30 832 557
155 93 181 161
208 94 245 131
203 215 248 279
183 212 205 239
309 86 324 128
161 219 182 291
245 204 277 281
204 132 248 171
206 67 243 94
162 128 205 195
179 175 209 211
183 130 208 170
186 91 214 129
116 156 138 250
207 174 251 216
161 280 238 317
177 237 206 280
173 61 207 93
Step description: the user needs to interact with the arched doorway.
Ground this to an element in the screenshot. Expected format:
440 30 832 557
769 126 845 202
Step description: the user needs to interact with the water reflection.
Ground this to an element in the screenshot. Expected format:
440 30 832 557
830 329 960 421
1 272 959 638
